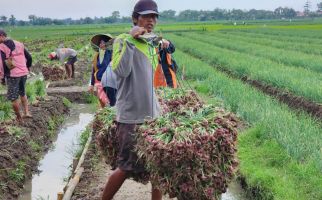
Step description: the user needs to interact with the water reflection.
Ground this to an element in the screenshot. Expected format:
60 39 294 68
19 104 94 200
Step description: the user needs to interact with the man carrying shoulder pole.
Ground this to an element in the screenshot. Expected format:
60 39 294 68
101 0 162 199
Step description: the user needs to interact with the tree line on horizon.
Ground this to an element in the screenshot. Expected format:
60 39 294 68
1 4 322 26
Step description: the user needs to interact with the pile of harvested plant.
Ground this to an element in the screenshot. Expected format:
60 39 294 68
94 89 239 200
42 66 65 81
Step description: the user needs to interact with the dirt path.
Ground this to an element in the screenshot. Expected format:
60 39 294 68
46 86 89 103
71 140 175 200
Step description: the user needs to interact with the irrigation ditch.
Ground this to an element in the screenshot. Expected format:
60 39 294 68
18 104 94 200
0 71 96 200
0 96 70 200
0 54 95 200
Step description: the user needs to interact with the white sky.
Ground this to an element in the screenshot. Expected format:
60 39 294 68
0 0 320 20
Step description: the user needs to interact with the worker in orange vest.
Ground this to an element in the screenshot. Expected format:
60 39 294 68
154 39 177 88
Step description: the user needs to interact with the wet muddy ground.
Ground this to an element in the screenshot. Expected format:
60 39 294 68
19 105 94 200
0 47 92 199
0 96 69 200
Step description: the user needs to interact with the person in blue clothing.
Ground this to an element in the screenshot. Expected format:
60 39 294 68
89 37 113 108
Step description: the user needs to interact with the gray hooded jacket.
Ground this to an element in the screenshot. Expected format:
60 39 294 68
112 33 160 124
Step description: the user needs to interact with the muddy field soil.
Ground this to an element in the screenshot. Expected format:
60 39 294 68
0 96 69 200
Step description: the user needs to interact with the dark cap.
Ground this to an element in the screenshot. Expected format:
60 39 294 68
134 0 159 15
0 29 7 37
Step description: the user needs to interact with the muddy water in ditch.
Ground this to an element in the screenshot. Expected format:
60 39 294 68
222 181 247 200
19 104 94 200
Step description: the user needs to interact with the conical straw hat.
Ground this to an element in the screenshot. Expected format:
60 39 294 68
90 34 113 52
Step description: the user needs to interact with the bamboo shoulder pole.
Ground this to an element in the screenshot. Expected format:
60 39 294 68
57 192 63 200
60 131 93 200
62 167 84 200
74 132 92 174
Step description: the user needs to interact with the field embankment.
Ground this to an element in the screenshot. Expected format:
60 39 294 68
0 96 69 199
